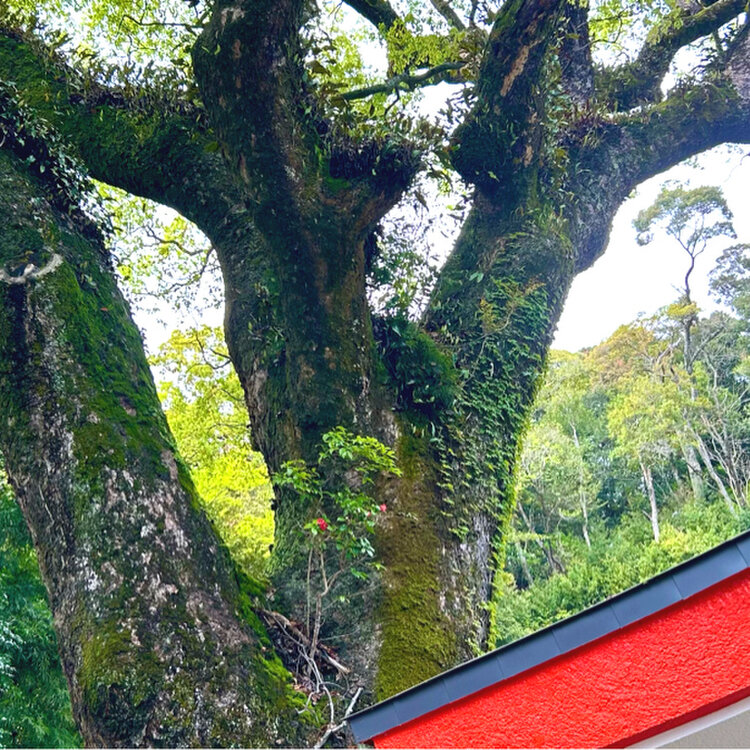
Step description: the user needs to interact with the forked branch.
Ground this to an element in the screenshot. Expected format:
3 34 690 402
599 0 747 109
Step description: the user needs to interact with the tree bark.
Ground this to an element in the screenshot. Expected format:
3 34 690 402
693 429 737 516
640 461 661 543
0 146 312 746
1 0 750 742
514 539 535 587
571 426 592 548
682 442 705 502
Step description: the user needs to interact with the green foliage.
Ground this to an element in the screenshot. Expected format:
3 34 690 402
4 0 202 72
589 0 669 45
498 239 750 645
274 427 401 580
0 470 81 748
447 270 554 510
374 314 458 420
273 427 401 698
100 183 219 314
710 243 750 320
607 372 685 468
384 17 461 76
153 327 274 579
366 198 441 317
519 419 598 531
496 502 747 646
634 183 735 250
0 79 103 234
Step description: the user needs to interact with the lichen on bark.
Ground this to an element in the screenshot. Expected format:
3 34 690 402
1 0 750 741
0 143 314 746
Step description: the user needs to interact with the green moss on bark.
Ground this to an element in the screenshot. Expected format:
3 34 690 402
79 629 161 739
0 143 316 746
375 430 459 699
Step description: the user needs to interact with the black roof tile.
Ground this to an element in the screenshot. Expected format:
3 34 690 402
609 575 681 627
497 630 560 680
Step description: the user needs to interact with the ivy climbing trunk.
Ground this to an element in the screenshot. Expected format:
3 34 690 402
0 147 312 747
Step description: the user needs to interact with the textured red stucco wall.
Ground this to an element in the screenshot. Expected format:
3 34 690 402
373 569 750 748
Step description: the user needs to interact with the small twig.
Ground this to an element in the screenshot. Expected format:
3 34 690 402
315 686 364 749
306 546 313 636
342 62 465 101
143 225 208 257
259 608 351 675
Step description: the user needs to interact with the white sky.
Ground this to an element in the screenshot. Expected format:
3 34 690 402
552 147 750 351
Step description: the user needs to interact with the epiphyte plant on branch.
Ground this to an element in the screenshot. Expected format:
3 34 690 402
0 0 748 746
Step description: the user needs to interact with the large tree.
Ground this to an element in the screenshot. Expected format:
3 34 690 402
0 0 749 744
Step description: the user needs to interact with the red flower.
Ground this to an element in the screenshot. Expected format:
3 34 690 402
379 504 387 513
316 517 328 531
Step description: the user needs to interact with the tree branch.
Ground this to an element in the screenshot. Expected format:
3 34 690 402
598 0 747 109
342 61 465 100
429 0 466 30
193 0 419 242
0 27 245 246
0 253 63 285
342 0 401 30
566 70 750 272
617 80 750 189
559 0 594 107
259 609 351 676
192 0 310 198
451 0 567 194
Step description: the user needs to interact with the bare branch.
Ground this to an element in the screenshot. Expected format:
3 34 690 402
470 0 480 26
259 609 351 675
342 0 400 30
342 61 465 100
429 0 466 30
318 688 363 749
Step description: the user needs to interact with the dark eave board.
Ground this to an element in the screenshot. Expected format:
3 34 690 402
348 529 750 743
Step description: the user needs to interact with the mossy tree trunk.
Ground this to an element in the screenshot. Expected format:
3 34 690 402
1 0 750 743
0 140 312 746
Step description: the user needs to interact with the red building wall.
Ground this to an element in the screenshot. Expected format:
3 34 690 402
373 568 750 748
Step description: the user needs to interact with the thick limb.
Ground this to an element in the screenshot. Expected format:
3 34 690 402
597 0 747 109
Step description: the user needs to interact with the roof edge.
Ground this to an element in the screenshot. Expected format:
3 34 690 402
348 528 750 743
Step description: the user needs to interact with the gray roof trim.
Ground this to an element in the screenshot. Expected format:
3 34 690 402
348 529 750 743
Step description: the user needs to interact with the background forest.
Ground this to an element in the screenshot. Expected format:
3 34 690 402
2 179 750 746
